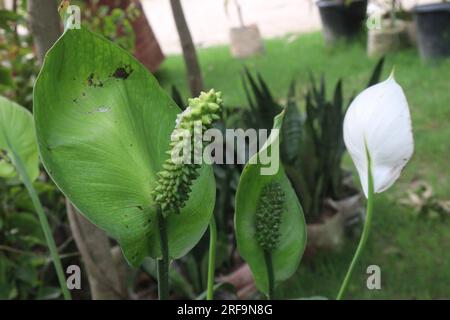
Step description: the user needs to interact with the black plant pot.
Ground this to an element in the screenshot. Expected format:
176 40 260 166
316 0 368 44
413 3 450 61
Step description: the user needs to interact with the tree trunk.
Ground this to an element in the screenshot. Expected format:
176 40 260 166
27 0 61 63
27 0 129 299
169 0 204 96
66 201 128 300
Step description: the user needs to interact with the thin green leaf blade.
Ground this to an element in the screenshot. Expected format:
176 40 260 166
367 56 385 88
0 96 39 181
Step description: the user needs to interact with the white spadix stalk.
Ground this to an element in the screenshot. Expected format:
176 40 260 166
337 71 414 299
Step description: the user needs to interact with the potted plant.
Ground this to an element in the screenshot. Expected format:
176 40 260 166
225 0 264 58
413 1 450 61
316 0 368 45
367 0 409 57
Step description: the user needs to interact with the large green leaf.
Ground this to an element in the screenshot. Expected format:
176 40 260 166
33 28 216 266
0 96 39 181
234 111 307 294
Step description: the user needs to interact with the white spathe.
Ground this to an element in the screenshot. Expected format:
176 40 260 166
343 73 414 198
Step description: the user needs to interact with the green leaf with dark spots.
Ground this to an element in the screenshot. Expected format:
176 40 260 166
33 28 216 267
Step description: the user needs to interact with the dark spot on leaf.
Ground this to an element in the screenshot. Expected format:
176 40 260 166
136 205 143 211
111 64 133 80
0 149 11 163
87 73 94 86
82 92 86 96
86 73 104 87
72 98 78 104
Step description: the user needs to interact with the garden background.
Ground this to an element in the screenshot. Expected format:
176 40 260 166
0 0 448 300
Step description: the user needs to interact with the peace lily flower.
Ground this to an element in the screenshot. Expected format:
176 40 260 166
337 71 414 300
343 72 414 197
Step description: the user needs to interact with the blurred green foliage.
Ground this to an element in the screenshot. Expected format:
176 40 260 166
81 0 139 52
0 4 39 110
0 179 68 299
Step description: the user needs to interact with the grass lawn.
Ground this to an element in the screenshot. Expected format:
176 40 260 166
156 32 450 299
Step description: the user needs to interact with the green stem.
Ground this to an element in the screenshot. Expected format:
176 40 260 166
263 250 275 300
206 216 217 300
11 150 71 300
156 206 169 300
337 150 374 300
